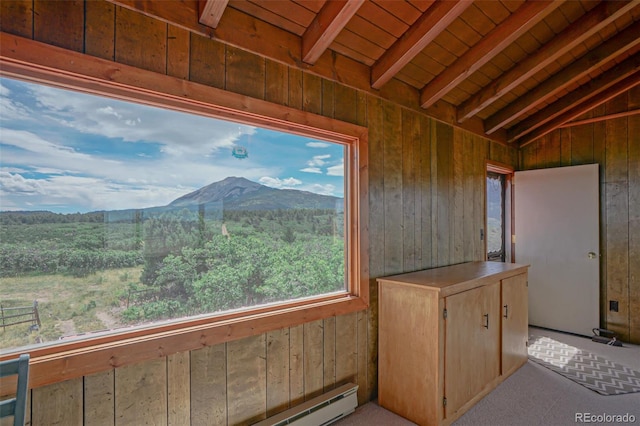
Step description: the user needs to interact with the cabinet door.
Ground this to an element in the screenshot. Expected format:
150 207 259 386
502 273 529 375
444 282 500 419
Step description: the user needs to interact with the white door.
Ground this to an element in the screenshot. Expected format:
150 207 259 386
514 164 599 337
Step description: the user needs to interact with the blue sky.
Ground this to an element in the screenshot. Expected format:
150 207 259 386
0 77 345 214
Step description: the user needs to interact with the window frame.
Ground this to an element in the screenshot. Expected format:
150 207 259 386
0 33 369 392
486 171 506 262
485 160 514 263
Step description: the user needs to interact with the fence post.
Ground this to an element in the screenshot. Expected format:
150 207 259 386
33 300 41 328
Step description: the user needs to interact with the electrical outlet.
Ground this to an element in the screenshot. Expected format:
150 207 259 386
609 300 619 312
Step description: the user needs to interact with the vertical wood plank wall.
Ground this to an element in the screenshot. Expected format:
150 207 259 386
0 1 517 424
519 87 640 344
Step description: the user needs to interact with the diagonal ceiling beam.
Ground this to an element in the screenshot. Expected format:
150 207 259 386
370 0 473 89
518 71 640 148
485 19 640 134
419 0 561 109
459 0 639 124
302 0 365 65
198 0 229 29
559 108 640 128
510 53 640 143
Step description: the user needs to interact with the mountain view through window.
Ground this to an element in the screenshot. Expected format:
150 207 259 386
0 77 347 351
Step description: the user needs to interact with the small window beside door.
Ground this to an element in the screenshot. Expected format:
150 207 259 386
487 171 506 262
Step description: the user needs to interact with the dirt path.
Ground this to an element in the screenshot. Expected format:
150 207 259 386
58 319 77 337
97 310 121 330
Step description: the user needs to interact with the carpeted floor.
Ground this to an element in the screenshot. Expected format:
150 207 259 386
336 327 640 426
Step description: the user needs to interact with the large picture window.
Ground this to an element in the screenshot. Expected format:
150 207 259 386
0 76 353 352
0 34 367 390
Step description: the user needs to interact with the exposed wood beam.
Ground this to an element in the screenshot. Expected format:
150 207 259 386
485 19 640 134
458 0 639 123
419 0 561 109
198 0 229 29
302 0 365 65
105 0 508 144
559 109 640 128
519 72 640 147
510 53 640 143
370 0 472 89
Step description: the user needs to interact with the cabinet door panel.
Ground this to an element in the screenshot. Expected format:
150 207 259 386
378 284 441 426
502 273 529 375
445 282 500 418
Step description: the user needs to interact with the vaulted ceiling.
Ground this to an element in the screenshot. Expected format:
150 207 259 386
111 0 640 147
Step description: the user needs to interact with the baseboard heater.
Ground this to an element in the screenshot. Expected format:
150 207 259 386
254 383 358 426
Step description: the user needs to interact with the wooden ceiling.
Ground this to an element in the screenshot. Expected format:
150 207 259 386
112 0 640 147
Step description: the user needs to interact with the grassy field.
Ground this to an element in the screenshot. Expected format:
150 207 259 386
0 267 140 350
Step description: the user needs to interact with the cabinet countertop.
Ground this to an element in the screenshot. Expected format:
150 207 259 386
377 261 529 297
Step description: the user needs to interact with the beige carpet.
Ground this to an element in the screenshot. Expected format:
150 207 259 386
336 327 640 426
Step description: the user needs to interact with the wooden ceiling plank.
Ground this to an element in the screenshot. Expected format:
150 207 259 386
357 1 408 38
346 15 396 50
292 0 325 14
436 28 473 57
510 53 640 143
459 4 497 36
457 0 639 123
333 28 384 64
485 19 640 134
231 0 307 35
370 0 472 89
249 0 318 27
478 0 512 25
409 0 436 14
419 0 561 109
518 71 640 147
198 0 229 28
302 0 365 64
331 41 376 66
373 0 423 25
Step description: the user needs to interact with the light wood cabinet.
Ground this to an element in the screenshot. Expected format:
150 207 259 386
501 273 529 376
377 261 529 426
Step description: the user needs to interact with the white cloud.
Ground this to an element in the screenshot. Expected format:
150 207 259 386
1 129 274 188
0 94 31 123
306 142 330 148
327 158 344 176
1 129 106 172
303 183 336 196
0 172 45 194
300 167 322 174
0 82 10 97
19 82 257 156
307 154 331 168
259 176 302 189
0 172 189 211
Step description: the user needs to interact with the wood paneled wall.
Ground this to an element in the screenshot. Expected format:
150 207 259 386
519 87 640 344
0 1 517 424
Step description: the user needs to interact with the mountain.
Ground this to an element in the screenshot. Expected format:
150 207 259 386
168 176 341 211
169 177 262 206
